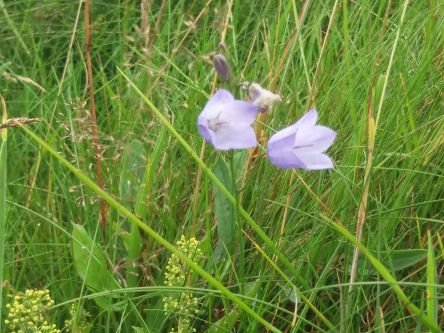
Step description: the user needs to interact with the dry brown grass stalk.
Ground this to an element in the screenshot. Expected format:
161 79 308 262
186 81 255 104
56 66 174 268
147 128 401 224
84 0 107 233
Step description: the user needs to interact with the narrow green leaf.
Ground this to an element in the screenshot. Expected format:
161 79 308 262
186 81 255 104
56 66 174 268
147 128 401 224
426 230 437 326
0 145 5 331
213 158 235 256
350 249 428 276
213 152 248 260
389 249 428 272
0 96 7 331
119 139 146 208
119 139 145 287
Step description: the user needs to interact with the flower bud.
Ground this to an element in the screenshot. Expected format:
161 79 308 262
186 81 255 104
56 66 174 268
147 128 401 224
213 53 231 82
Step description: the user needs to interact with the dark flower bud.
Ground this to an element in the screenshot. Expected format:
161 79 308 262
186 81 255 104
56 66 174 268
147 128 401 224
213 54 231 82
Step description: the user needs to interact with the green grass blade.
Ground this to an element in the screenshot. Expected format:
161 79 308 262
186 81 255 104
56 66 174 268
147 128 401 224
426 230 437 326
0 141 5 332
322 214 443 333
0 97 7 332
119 139 145 288
18 124 282 333
0 1 30 56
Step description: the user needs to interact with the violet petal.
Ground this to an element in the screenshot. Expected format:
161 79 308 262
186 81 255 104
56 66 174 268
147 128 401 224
212 125 257 150
267 108 336 169
197 89 260 150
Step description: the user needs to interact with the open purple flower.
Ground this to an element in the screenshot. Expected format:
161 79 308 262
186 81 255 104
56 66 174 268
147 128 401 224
267 108 336 170
198 89 259 150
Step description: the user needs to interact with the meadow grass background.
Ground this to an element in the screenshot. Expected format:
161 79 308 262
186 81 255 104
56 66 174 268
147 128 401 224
0 0 443 332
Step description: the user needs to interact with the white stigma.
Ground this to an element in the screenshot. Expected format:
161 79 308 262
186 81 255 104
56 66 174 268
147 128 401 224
208 116 227 132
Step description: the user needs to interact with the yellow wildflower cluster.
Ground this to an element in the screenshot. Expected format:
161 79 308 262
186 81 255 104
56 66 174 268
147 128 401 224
4 289 60 333
64 303 92 333
163 235 202 333
164 236 202 287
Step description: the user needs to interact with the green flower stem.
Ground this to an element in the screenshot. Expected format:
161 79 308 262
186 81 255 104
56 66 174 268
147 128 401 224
0 97 7 332
18 124 281 333
229 152 244 294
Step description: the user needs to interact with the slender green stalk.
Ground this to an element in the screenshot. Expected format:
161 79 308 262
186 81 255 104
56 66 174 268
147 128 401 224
18 124 281 333
321 214 443 333
229 152 244 293
374 0 409 130
0 0 29 55
426 230 437 326
0 96 7 332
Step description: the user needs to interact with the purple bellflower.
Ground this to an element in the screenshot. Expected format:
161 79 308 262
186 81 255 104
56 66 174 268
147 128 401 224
198 89 259 150
267 108 336 170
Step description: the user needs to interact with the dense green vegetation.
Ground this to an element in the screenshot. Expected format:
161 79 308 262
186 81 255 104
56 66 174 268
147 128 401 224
0 1 443 332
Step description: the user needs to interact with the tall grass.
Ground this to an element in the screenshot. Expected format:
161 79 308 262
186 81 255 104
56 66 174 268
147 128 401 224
0 97 7 332
0 0 443 332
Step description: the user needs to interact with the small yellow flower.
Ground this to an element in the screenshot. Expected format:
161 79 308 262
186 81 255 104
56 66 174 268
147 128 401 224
163 236 202 333
4 288 60 333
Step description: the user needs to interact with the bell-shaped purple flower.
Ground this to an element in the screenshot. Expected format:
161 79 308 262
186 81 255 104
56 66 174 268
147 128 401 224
267 108 336 170
198 89 259 150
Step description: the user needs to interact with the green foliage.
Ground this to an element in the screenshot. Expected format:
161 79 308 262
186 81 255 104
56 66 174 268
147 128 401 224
1 0 443 332
213 158 236 256
119 139 145 288
71 224 123 311
426 231 438 327
0 100 7 331
64 302 92 333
